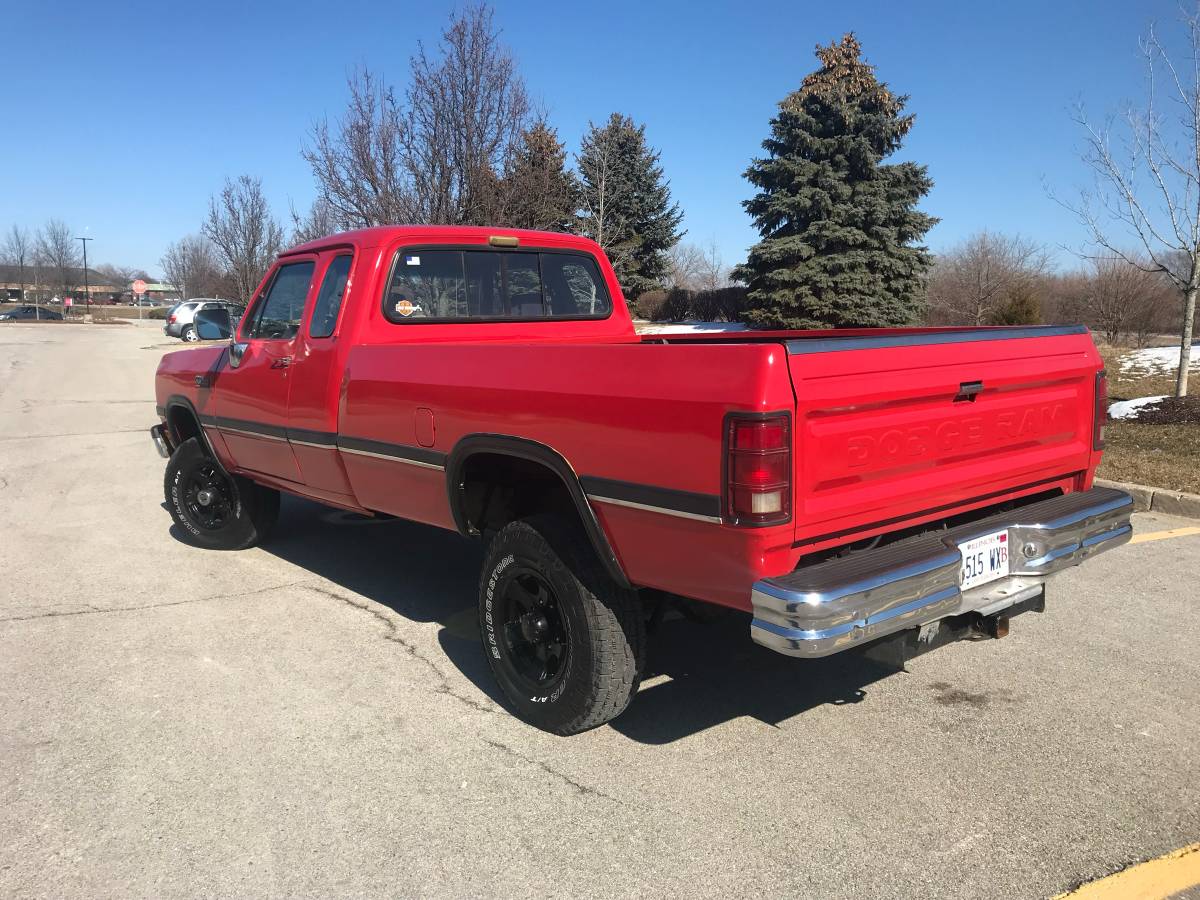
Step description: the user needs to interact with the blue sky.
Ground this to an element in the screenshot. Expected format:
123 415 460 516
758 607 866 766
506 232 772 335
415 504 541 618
1 0 1185 274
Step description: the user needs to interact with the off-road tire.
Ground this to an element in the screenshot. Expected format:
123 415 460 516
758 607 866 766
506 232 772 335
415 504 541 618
164 438 278 550
480 515 644 735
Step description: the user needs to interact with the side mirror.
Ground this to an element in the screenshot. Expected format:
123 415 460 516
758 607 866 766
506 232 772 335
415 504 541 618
194 307 232 341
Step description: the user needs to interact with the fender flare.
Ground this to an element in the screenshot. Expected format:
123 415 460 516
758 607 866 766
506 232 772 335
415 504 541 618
445 434 632 589
163 394 229 475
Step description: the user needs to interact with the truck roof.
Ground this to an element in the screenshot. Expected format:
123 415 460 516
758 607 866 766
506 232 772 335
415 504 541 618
285 225 607 257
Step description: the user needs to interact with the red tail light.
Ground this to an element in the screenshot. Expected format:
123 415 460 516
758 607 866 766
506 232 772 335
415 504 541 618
1093 369 1107 451
724 413 792 526
168 314 176 324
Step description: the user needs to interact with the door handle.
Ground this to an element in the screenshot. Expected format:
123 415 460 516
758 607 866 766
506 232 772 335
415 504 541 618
271 357 292 369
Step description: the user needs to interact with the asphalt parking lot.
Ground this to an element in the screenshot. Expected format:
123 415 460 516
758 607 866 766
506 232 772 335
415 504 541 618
1 321 1198 899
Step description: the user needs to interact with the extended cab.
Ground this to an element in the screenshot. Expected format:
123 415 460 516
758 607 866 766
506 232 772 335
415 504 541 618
152 226 1132 734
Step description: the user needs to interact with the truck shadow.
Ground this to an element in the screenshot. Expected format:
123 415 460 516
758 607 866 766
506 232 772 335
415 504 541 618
230 495 905 744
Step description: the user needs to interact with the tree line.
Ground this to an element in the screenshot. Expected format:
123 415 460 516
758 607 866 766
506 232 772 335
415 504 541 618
0 220 151 301
4 4 1196 394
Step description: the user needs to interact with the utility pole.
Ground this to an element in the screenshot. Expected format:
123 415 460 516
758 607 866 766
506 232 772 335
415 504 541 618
77 236 93 319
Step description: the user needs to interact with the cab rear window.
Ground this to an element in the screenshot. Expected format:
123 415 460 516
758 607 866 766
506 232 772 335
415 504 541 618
382 249 611 323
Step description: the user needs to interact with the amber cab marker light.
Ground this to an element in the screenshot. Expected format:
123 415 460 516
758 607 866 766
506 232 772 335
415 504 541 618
488 235 519 248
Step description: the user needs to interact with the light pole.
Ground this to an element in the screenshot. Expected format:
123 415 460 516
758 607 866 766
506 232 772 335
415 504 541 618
77 236 93 319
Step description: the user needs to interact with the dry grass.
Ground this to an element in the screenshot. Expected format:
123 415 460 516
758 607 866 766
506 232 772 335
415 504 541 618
1098 423 1200 494
1096 343 1199 493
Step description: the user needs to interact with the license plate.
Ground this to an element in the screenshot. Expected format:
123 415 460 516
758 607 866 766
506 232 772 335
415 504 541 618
959 530 1010 590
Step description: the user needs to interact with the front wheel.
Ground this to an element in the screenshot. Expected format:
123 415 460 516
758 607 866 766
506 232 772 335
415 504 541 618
164 438 278 549
479 515 645 735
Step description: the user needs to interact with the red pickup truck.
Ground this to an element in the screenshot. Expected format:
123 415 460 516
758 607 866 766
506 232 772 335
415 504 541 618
152 225 1133 734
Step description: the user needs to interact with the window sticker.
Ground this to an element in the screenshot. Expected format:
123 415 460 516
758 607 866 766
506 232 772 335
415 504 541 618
405 255 421 266
393 298 418 317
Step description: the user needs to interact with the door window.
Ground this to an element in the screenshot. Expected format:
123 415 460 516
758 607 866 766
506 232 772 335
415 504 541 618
245 262 315 340
309 255 353 338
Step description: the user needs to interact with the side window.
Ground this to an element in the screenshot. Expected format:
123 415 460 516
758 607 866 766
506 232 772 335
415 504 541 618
309 255 353 338
246 262 314 339
541 253 611 317
384 251 463 320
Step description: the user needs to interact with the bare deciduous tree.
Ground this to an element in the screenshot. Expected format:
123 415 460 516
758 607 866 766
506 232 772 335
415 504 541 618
289 197 344 246
408 3 529 224
37 219 82 298
303 4 528 228
161 235 223 300
666 243 704 290
1074 256 1172 344
304 69 416 228
696 239 729 293
2 225 32 301
927 231 1049 325
1064 9 1200 396
203 176 284 304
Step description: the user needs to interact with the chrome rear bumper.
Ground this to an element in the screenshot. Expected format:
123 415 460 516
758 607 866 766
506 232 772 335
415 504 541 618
751 487 1133 658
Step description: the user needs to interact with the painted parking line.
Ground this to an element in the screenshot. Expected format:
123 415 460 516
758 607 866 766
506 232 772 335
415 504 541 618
1129 526 1200 545
1054 842 1200 899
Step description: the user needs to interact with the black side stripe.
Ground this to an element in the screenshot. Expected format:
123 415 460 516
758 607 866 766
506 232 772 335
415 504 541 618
580 475 721 522
336 434 447 468
209 415 288 440
287 426 338 447
188 412 722 525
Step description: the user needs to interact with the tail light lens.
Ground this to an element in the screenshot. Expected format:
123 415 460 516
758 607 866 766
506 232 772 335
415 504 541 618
1093 369 1107 451
724 413 792 526
167 314 176 324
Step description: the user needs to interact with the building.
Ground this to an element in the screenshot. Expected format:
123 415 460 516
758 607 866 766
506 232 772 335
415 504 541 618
0 264 123 304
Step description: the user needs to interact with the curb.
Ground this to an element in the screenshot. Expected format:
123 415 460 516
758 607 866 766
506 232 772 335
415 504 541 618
1096 478 1200 519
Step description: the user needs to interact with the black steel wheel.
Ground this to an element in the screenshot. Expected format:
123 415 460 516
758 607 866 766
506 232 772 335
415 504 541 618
494 566 571 694
164 437 278 550
480 515 644 735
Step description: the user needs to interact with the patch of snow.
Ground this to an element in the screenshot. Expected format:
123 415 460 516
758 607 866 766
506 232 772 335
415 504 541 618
1108 395 1166 420
634 320 749 334
1118 343 1200 377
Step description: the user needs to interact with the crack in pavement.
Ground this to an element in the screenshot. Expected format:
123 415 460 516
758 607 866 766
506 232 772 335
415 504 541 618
482 738 620 802
297 586 622 803
300 584 498 717
0 580 311 624
0 427 148 443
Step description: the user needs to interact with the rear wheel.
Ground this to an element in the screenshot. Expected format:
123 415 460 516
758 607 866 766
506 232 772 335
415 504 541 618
480 515 644 735
164 438 278 549
181 324 198 342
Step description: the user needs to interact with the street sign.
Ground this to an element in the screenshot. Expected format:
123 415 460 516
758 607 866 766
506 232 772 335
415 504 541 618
132 279 147 295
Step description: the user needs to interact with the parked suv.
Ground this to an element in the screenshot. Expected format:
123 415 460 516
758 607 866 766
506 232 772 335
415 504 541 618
164 299 243 341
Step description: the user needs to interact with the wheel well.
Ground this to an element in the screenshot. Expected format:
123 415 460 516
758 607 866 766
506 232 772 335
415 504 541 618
166 404 202 447
459 453 577 536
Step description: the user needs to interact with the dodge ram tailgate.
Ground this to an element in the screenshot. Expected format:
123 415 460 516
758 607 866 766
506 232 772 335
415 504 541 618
783 325 1103 546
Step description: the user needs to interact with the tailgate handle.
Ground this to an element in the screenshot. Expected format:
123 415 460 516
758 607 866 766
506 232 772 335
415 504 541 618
955 380 983 402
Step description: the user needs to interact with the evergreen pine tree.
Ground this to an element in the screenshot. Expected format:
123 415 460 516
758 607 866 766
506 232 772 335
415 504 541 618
734 34 936 329
502 122 579 232
987 283 1042 325
577 114 684 299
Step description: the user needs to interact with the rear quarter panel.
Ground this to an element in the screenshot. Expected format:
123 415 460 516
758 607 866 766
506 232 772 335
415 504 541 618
338 340 798 608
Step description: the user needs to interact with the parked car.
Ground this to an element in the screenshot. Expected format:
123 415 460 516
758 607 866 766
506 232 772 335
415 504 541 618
0 305 64 321
164 299 244 341
152 226 1132 734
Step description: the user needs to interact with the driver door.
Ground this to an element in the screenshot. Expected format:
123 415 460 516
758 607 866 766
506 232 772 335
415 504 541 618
210 258 317 482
